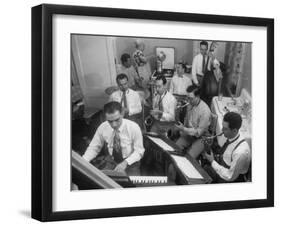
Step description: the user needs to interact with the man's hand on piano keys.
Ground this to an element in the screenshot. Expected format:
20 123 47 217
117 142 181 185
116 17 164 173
114 160 128 172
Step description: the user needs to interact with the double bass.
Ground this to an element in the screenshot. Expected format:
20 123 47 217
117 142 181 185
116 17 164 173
201 42 223 106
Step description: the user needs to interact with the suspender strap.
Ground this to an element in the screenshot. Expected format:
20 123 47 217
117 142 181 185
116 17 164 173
218 139 246 168
231 139 246 161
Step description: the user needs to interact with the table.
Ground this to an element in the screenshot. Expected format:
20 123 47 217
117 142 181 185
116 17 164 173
211 95 252 147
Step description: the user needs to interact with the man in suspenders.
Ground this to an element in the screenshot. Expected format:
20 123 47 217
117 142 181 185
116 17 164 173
203 112 251 183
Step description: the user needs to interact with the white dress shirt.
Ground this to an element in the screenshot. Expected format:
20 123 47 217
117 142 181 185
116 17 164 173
83 119 145 165
211 133 251 181
191 54 211 84
152 91 177 121
109 88 142 116
169 73 192 95
184 99 211 137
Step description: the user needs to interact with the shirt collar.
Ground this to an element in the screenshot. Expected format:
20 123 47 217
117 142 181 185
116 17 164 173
114 119 125 133
120 89 130 94
156 90 167 98
229 133 240 142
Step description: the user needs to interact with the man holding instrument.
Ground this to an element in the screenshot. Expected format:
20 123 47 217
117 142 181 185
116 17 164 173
174 84 211 159
203 112 251 183
149 75 177 135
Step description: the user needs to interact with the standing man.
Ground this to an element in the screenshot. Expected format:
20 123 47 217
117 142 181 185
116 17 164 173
117 53 142 90
203 112 251 183
150 75 177 135
83 101 145 175
109 73 143 129
175 84 211 158
191 41 211 86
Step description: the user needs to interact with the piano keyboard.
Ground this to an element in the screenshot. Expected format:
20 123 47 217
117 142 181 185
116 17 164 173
129 176 168 185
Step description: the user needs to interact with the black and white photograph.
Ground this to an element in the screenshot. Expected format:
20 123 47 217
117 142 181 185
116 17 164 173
30 3 274 221
71 35 252 190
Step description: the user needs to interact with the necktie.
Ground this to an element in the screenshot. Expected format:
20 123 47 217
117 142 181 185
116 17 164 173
112 130 123 163
202 55 206 75
121 91 127 108
220 139 230 155
158 92 166 111
158 96 163 111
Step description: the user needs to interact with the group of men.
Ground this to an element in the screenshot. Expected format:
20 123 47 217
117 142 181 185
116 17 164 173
80 40 251 184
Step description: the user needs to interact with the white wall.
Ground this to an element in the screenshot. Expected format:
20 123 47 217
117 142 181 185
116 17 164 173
116 37 194 69
0 1 279 226
72 35 116 110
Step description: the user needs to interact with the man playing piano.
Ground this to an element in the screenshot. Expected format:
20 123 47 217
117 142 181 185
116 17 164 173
83 101 145 176
203 112 251 183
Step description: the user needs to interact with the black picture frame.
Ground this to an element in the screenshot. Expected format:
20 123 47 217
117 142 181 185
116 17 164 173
31 3 274 222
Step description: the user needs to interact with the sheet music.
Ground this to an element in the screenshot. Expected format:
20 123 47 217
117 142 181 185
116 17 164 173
147 136 175 152
171 155 203 179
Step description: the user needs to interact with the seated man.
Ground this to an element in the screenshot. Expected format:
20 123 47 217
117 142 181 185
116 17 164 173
109 73 143 129
150 75 177 135
169 63 192 96
203 112 251 183
174 85 211 159
117 53 142 90
83 101 145 176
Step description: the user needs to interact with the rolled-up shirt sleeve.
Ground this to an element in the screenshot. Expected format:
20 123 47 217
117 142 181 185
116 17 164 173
161 95 177 121
109 92 118 102
128 92 142 116
125 125 145 165
82 126 104 162
194 109 210 137
169 78 175 94
211 151 248 181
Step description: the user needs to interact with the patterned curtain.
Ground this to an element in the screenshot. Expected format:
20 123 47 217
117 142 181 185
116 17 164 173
224 42 247 96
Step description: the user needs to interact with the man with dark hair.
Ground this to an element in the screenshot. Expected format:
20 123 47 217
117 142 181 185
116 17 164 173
150 75 177 135
83 101 145 175
109 73 143 129
203 112 251 183
169 63 192 95
117 53 142 89
191 41 211 86
174 84 211 158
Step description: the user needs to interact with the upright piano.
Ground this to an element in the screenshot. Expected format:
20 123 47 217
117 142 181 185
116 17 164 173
72 134 212 190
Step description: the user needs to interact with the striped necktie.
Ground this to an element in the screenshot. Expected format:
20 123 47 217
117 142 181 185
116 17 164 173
112 130 123 163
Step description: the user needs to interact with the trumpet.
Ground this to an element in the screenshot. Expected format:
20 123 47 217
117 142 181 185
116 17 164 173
203 132 223 140
201 132 223 146
176 100 189 109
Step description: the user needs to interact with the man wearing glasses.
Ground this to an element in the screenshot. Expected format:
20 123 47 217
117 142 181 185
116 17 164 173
83 101 145 175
